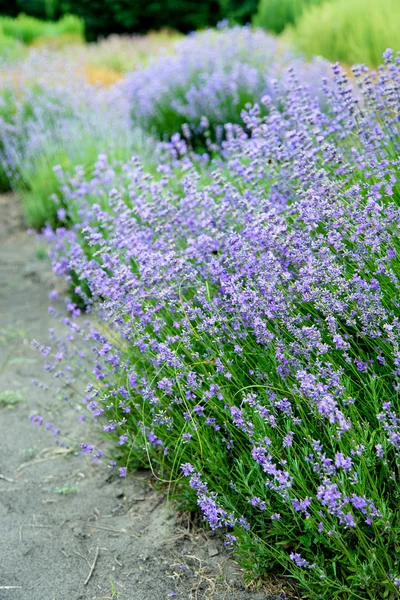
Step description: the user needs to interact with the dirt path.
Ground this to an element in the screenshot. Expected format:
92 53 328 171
0 194 283 600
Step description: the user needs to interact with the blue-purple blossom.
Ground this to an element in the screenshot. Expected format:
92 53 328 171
289 553 314 569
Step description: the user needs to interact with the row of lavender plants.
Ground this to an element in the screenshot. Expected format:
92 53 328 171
0 49 152 228
0 26 330 230
34 46 400 599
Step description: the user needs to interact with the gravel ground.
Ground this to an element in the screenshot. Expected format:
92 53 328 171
0 193 287 600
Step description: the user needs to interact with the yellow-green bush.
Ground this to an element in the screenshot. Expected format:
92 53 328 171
0 14 84 45
292 0 400 66
253 0 323 34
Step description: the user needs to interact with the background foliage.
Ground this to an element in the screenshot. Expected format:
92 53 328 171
291 0 400 65
253 0 323 34
0 0 258 39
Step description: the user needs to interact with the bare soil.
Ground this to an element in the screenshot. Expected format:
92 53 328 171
0 194 286 600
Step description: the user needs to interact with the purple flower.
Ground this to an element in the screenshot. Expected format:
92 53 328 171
283 431 294 448
292 497 312 514
80 443 94 454
181 463 195 476
57 208 67 221
289 552 311 569
335 453 352 472
225 533 237 546
342 513 356 528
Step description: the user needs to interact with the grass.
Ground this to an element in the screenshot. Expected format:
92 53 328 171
54 483 79 494
35 246 48 260
0 325 27 344
0 390 24 408
108 578 121 599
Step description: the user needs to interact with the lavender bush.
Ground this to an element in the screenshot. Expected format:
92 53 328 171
34 50 400 599
121 25 329 148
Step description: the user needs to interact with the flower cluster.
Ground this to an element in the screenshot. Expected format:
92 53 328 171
32 44 400 600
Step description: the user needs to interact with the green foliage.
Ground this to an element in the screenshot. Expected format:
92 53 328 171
0 0 62 20
0 13 84 45
17 0 59 20
60 0 222 41
54 483 79 494
253 0 323 34
0 390 24 408
0 89 18 192
219 0 259 24
292 0 400 66
1 0 260 40
0 0 18 17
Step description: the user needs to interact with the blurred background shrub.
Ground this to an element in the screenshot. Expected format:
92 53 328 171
291 0 400 65
0 0 259 41
1 0 400 69
0 0 400 75
79 31 181 75
0 13 83 44
253 0 323 34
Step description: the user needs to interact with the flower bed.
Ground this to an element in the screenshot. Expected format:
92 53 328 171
35 50 400 599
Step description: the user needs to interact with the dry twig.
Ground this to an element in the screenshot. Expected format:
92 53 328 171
84 547 99 586
17 447 74 472
81 522 140 537
73 550 91 568
0 587 22 590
